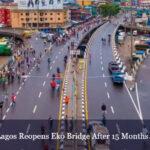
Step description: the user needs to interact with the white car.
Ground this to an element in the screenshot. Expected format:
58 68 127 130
46 33 54 42
40 32 47 38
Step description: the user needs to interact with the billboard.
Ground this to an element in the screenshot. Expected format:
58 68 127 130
18 0 63 9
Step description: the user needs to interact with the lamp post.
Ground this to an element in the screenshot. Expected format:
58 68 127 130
130 0 133 68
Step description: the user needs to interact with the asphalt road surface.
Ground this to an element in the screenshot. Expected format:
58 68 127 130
88 21 140 120
87 18 150 149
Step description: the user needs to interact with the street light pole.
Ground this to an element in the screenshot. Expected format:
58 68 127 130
130 0 133 68
37 3 39 30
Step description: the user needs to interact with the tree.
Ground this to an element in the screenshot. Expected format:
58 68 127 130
98 4 120 18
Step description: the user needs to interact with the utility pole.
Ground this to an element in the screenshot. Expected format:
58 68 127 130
37 3 39 30
130 0 133 68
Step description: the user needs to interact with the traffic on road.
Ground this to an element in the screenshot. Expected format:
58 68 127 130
0 3 150 150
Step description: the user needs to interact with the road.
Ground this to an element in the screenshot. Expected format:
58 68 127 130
87 22 140 120
0 20 102 149
1 34 67 120
0 20 100 121
87 21 150 149
0 33 68 149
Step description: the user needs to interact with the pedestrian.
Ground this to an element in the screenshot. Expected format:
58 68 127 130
41 125 45 135
64 96 70 105
65 115 68 131
49 117 53 131
11 72 15 83
17 71 21 82
102 114 106 126
11 93 16 105
69 118 73 132
50 80 56 90
43 143 49 150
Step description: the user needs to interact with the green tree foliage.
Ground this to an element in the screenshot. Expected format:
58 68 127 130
98 4 120 17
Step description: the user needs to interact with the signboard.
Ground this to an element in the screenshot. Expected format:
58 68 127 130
17 0 63 10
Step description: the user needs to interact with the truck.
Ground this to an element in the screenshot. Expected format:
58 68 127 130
0 41 12 56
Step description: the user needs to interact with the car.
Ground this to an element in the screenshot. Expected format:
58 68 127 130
46 33 54 42
108 61 124 84
108 61 120 74
112 72 124 84
87 121 110 150
39 32 47 38
22 31 32 38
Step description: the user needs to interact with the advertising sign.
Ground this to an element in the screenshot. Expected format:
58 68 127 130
18 0 63 9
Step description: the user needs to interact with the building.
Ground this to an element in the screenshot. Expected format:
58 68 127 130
0 3 17 26
139 0 150 7
10 9 70 29
84 5 97 16
76 0 92 6
70 8 91 21
0 8 11 26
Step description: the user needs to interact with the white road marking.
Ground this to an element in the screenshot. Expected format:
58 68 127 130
16 91 19 95
50 66 52 70
124 82 143 122
38 92 42 98
26 124 31 134
19 87 22 90
46 73 49 77
10 102 12 107
43 81 46 87
33 105 37 114
101 61 103 65
135 82 143 120
59 51 61 54
6 108 10 113
101 66 104 71
104 82 107 88
107 92 110 99
55 56 58 59
53 60 55 64
111 106 115 114
2 115 6 120
103 74 105 78
21 82 24 86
